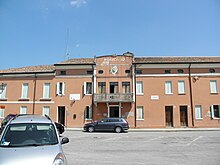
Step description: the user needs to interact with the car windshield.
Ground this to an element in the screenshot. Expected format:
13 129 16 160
0 123 58 147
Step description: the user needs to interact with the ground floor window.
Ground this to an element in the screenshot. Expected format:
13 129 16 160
0 108 4 118
42 106 50 116
195 105 202 119
136 106 144 120
211 105 220 119
20 106 27 114
85 106 92 120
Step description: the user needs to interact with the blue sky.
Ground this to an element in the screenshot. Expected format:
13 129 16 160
1 0 220 70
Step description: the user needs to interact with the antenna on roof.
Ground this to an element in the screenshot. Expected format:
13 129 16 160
65 28 70 60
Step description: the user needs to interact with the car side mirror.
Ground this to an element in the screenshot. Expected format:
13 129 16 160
61 137 69 145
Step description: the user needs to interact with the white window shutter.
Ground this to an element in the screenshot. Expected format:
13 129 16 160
84 82 87 95
56 82 60 95
211 105 214 119
62 82 65 95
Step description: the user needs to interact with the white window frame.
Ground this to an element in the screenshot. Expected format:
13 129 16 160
56 82 65 96
0 108 4 118
85 106 92 120
42 106 50 116
195 105 202 119
21 83 29 99
43 83 50 99
178 81 186 94
210 80 218 94
0 84 7 99
136 81 143 95
165 81 173 94
210 105 220 119
20 106 27 114
84 82 93 95
136 106 144 120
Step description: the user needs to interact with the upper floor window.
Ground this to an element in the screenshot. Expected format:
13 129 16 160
0 83 7 99
178 81 186 94
135 70 142 74
60 71 66 75
98 82 106 94
136 82 143 94
42 106 50 116
165 81 172 94
56 82 65 96
87 70 93 75
122 82 130 94
210 80 218 94
125 70 131 74
98 70 104 74
177 69 184 74
20 106 27 114
21 83 29 99
43 83 50 99
84 82 92 95
209 69 215 73
165 70 171 74
110 82 118 94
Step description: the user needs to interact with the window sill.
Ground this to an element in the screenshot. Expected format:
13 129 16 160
136 119 144 121
178 93 186 95
210 93 218 95
136 93 144 96
40 98 52 101
165 93 173 95
85 94 92 96
18 98 30 101
195 118 203 120
0 98 7 101
212 118 220 120
85 119 92 121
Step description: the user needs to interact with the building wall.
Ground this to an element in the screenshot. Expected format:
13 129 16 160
1 55 220 129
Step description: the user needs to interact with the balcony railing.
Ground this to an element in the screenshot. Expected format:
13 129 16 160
94 93 134 103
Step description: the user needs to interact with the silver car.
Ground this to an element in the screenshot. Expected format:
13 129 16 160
0 115 69 165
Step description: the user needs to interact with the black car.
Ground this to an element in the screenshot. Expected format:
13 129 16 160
83 118 129 133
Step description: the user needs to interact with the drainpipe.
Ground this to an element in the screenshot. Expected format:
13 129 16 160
32 74 37 115
133 64 137 128
188 64 195 127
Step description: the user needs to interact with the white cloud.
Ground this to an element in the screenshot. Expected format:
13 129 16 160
70 0 87 7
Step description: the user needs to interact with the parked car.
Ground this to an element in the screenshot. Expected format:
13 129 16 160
83 117 129 133
0 114 69 165
0 114 17 133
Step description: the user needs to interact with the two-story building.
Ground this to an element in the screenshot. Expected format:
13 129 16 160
1 52 220 128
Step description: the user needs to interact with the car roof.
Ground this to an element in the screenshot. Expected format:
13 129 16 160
9 115 52 124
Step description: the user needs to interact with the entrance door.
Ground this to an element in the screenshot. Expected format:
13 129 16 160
58 106 65 125
109 106 119 118
180 106 188 127
165 106 173 127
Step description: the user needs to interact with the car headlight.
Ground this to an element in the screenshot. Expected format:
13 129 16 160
53 153 65 165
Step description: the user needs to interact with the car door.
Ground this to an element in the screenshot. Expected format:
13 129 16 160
95 118 108 131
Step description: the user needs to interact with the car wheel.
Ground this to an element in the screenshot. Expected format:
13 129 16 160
115 126 122 133
88 126 94 133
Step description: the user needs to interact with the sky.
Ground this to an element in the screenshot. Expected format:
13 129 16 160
0 0 220 70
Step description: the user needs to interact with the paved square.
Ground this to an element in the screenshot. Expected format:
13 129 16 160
62 130 220 165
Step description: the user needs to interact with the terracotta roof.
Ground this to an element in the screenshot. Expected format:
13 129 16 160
56 58 94 65
134 56 220 64
0 65 55 74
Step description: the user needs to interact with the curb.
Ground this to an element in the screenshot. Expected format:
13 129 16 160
66 128 220 132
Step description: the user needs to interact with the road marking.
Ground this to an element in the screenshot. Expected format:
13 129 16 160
186 136 203 146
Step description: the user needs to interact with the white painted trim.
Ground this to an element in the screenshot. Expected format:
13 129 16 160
136 64 190 69
55 65 93 69
136 73 220 77
0 73 55 78
55 75 93 78
0 101 54 104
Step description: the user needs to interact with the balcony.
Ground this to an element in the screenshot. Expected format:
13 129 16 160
94 93 134 103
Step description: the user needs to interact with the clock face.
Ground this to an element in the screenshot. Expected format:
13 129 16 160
111 65 118 75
